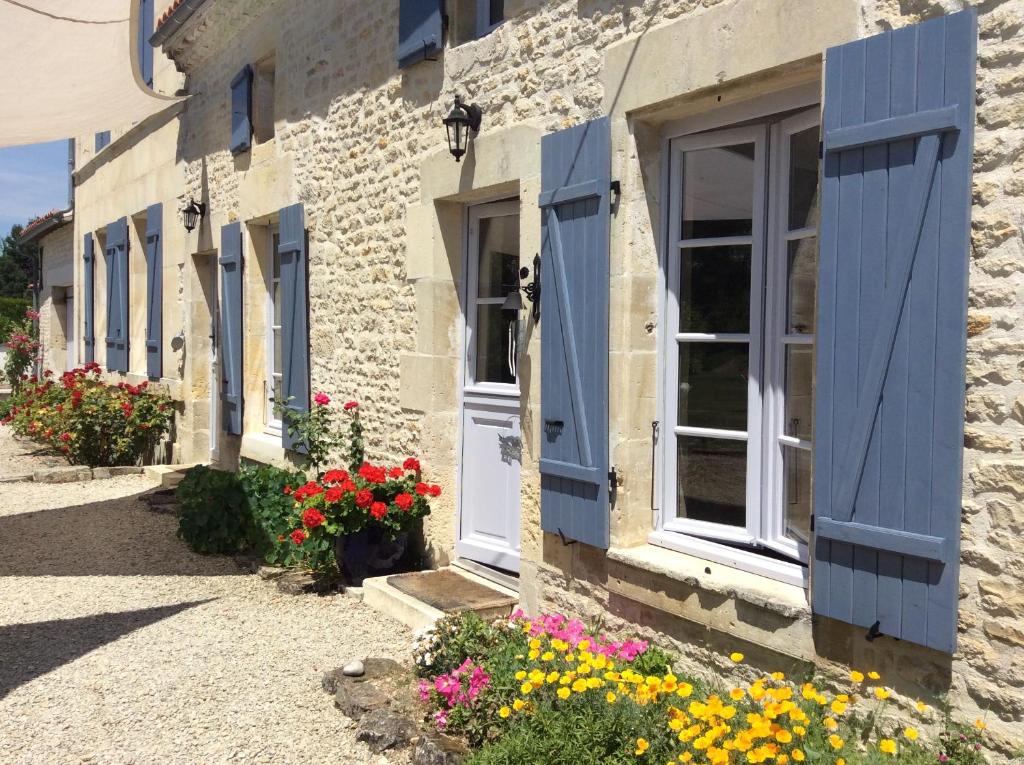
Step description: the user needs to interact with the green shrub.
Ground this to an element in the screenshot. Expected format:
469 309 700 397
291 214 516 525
176 466 252 554
0 297 30 341
176 463 306 561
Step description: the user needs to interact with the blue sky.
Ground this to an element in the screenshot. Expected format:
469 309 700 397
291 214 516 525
0 140 71 237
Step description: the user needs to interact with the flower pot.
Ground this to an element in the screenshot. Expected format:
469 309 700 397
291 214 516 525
334 526 409 584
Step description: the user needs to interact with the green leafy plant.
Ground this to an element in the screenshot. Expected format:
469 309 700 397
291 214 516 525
2 362 173 466
2 310 39 388
176 465 252 554
0 296 31 341
239 463 307 565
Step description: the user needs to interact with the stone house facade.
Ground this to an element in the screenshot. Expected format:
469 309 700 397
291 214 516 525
66 0 1023 752
21 210 76 374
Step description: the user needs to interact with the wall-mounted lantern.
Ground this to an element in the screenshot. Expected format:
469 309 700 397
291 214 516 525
443 95 482 162
181 199 207 232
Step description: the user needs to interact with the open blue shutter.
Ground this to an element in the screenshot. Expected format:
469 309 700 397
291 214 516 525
220 222 244 435
229 66 252 155
104 217 129 373
145 203 162 379
138 0 154 87
397 0 443 68
538 117 611 549
813 10 976 654
279 203 309 452
83 234 95 364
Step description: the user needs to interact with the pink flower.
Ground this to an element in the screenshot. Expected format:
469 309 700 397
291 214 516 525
434 674 459 699
432 710 448 731
343 400 359 411
314 391 330 406
418 679 432 701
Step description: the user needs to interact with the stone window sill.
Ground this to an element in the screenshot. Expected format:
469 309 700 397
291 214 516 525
239 431 289 467
607 543 811 622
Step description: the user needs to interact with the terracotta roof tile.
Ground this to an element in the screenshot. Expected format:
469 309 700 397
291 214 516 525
20 209 64 237
157 0 184 28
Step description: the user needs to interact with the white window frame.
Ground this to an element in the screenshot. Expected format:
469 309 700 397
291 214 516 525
475 0 504 38
265 224 282 435
464 200 521 399
653 86 820 588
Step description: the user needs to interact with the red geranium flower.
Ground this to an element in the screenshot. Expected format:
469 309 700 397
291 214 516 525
324 487 343 504
121 401 133 417
290 529 307 545
355 489 373 508
314 391 330 406
59 432 72 442
370 501 387 520
358 463 387 483
343 400 359 411
323 469 349 485
283 485 292 495
415 482 429 496
340 479 357 493
428 484 442 497
395 493 414 511
302 508 326 528
403 457 420 472
388 466 404 479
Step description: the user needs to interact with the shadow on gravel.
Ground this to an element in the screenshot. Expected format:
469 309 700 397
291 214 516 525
0 489 240 577
0 599 214 699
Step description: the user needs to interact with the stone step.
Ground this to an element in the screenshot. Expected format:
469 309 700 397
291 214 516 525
143 462 202 488
362 566 518 630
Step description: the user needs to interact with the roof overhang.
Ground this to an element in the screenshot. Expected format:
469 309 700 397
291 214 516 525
0 1 184 149
19 209 73 245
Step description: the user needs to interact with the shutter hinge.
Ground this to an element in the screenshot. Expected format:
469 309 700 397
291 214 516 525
609 466 618 501
557 528 577 546
610 180 621 214
818 140 824 159
810 514 815 533
865 620 883 642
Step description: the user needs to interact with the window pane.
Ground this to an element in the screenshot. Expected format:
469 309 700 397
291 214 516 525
677 436 746 526
784 345 813 440
788 126 820 231
273 376 283 412
475 304 517 385
273 280 282 325
679 245 751 333
680 144 755 240
489 0 504 25
273 329 282 376
787 237 817 334
272 235 281 277
677 343 748 431
784 446 812 545
477 215 520 298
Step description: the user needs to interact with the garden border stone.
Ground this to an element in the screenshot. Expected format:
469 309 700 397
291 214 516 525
27 465 145 484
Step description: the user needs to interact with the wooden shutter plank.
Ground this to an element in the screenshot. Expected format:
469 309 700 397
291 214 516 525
397 0 443 69
219 223 243 435
825 105 958 151
145 203 162 379
230 66 252 155
83 234 95 363
279 203 309 452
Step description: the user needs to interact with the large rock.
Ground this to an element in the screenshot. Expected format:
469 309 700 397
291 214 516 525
355 708 417 753
333 681 387 720
33 466 92 483
412 733 469 765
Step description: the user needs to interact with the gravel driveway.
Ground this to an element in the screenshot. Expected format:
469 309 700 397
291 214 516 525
0 440 413 764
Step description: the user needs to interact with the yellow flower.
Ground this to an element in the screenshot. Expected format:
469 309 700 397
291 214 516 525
678 754 692 763
850 670 864 683
730 652 744 662
499 706 511 718
879 739 898 754
867 671 880 680
729 688 745 701
823 717 838 731
792 726 806 737
974 719 987 730
512 698 526 711
828 734 844 750
836 694 849 702
775 730 793 744
546 671 560 684
572 679 588 693
915 700 928 713
791 749 805 762
676 683 694 698
874 687 891 700
771 672 785 681
837 759 845 765
541 651 555 662
529 638 541 650
527 649 540 660
556 687 571 700
635 738 650 755
830 700 847 715
904 727 919 741
606 691 617 703
777 756 789 765
514 670 527 681
520 682 533 695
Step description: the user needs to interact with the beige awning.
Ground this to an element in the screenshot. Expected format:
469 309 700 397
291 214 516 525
0 0 182 148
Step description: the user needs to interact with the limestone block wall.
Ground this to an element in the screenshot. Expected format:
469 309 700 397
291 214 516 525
74 0 1024 751
38 225 74 373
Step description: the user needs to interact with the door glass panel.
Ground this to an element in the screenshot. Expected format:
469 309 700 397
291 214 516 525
677 436 746 526
788 126 820 231
786 238 816 334
680 143 755 240
475 304 517 385
784 345 813 440
784 445 812 544
677 342 748 431
273 329 283 376
477 215 520 298
679 245 751 333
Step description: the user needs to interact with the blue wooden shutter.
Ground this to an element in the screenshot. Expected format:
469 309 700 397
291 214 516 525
95 131 111 151
538 117 611 549
397 0 443 69
813 10 976 654
104 217 129 373
138 0 154 87
279 203 309 452
230 66 253 155
145 203 163 379
220 222 244 435
83 234 96 364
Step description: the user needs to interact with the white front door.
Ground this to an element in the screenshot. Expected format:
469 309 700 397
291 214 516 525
457 202 522 574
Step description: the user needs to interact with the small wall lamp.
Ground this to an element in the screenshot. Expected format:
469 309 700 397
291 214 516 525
443 95 482 162
182 199 207 232
501 255 541 322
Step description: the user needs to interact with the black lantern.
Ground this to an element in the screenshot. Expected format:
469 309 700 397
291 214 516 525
500 257 541 322
442 95 482 162
181 199 206 232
